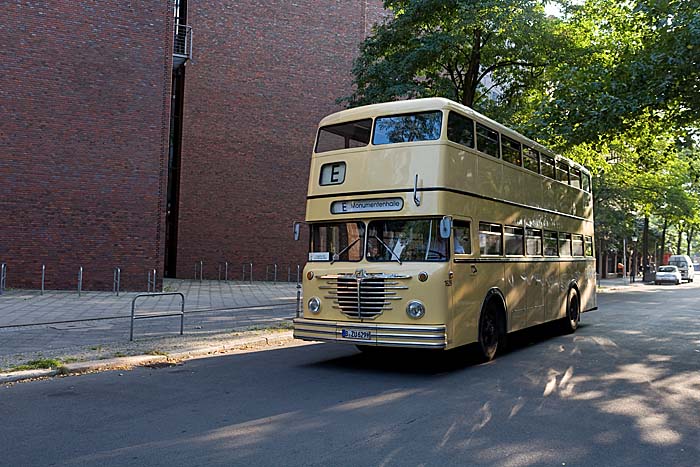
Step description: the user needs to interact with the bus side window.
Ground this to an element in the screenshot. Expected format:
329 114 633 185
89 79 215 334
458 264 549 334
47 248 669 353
447 112 475 148
479 222 503 256
526 227 543 255
556 160 570 184
523 147 539 173
543 230 558 256
476 123 500 158
501 136 522 167
453 221 472 254
582 173 592 192
559 232 572 256
541 154 555 179
504 225 524 255
570 168 582 189
584 236 593 256
572 234 584 256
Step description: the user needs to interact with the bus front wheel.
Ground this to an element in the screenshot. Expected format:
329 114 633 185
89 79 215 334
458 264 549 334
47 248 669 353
478 301 505 362
561 289 580 334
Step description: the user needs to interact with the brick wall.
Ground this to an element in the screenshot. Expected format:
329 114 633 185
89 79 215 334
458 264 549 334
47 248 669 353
1 1 172 290
176 0 387 280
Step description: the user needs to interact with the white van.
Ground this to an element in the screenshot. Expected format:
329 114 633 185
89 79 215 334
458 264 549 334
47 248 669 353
668 255 695 282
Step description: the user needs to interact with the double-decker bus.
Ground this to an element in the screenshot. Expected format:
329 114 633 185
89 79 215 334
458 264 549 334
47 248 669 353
293 98 596 360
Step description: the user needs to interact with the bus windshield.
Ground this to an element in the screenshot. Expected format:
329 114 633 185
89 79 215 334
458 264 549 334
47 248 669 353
309 222 365 262
367 218 448 262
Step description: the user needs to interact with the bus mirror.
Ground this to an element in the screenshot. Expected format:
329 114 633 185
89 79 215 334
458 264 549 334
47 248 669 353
293 222 301 241
439 216 452 239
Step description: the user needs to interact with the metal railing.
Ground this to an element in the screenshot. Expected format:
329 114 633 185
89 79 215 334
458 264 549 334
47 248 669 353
130 292 185 341
173 24 192 58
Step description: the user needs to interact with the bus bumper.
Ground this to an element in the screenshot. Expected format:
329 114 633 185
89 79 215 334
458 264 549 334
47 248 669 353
293 318 447 349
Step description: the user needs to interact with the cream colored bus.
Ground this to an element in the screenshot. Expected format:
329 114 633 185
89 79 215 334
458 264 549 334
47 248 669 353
293 98 596 360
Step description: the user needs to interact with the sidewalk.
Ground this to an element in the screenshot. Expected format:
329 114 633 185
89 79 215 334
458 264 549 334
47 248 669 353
597 275 651 292
0 279 301 373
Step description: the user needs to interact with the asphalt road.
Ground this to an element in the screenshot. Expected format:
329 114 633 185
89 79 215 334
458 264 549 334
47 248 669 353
2 282 699 467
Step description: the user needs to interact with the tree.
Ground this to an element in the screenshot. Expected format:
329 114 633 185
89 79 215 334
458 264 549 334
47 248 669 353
342 0 565 114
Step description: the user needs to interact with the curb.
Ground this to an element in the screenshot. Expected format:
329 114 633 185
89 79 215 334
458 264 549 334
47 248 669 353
1 331 296 384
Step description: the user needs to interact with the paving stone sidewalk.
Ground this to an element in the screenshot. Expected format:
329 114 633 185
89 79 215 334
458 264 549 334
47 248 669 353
0 279 301 371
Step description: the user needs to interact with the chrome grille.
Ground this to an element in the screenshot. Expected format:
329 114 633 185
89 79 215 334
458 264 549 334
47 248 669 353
320 272 410 319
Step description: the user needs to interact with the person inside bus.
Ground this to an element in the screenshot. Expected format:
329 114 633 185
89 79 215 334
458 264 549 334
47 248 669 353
454 223 471 254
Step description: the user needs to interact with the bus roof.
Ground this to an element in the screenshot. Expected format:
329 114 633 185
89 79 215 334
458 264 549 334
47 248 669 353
319 98 589 175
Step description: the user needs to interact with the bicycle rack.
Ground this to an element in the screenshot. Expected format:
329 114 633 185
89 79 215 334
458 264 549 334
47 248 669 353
130 292 185 341
242 262 253 282
266 264 278 282
218 261 229 281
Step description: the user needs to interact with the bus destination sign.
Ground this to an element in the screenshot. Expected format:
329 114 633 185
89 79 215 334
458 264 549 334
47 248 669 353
331 197 404 214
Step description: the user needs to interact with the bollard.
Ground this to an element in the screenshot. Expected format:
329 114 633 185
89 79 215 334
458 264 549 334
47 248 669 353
148 269 157 292
0 263 6 295
41 264 45 295
296 264 300 284
274 264 278 282
225 261 228 281
113 267 121 296
78 266 83 297
250 262 253 283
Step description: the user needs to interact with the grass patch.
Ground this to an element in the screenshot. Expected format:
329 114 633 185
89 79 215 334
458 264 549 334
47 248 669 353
8 358 64 372
113 352 127 358
145 349 168 356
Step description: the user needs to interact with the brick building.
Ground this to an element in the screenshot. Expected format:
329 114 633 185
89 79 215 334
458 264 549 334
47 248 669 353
1 1 385 290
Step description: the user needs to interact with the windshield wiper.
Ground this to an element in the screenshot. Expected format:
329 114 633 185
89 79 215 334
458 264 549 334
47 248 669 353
330 237 361 264
371 235 402 265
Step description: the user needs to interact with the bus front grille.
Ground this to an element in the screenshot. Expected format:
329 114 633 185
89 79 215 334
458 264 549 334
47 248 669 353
320 272 410 320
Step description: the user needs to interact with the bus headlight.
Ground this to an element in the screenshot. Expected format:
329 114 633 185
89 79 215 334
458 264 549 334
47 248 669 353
406 300 425 319
308 297 321 314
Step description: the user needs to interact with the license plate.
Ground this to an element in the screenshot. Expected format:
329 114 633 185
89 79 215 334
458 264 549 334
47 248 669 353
341 329 372 340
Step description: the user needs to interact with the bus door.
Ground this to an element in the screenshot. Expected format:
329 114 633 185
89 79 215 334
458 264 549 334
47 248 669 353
450 221 481 345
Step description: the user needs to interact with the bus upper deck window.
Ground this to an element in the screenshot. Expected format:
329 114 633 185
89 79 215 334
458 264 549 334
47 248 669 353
556 160 570 184
315 119 372 153
523 147 539 173
501 136 522 167
372 111 442 145
570 168 582 189
476 123 499 158
582 173 591 192
447 112 474 148
540 154 555 179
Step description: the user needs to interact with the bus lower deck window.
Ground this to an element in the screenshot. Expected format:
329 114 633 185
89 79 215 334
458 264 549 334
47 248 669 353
479 222 503 256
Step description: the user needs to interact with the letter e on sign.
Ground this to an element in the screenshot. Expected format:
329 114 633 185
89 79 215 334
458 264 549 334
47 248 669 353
320 162 346 185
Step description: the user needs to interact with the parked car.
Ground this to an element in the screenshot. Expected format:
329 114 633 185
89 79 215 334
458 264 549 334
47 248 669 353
655 265 682 285
668 254 695 282
693 263 700 273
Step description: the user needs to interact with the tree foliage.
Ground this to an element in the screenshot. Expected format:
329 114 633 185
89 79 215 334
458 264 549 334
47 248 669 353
343 0 565 112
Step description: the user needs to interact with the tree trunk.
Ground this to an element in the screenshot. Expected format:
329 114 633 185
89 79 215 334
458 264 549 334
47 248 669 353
687 226 694 256
642 216 650 281
659 218 667 265
676 227 683 254
462 28 482 107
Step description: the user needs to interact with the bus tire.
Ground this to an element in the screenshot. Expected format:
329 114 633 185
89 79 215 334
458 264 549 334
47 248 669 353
478 299 505 362
561 288 580 334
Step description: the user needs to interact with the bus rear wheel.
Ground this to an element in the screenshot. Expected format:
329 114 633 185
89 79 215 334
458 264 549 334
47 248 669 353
478 302 504 362
561 289 580 334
